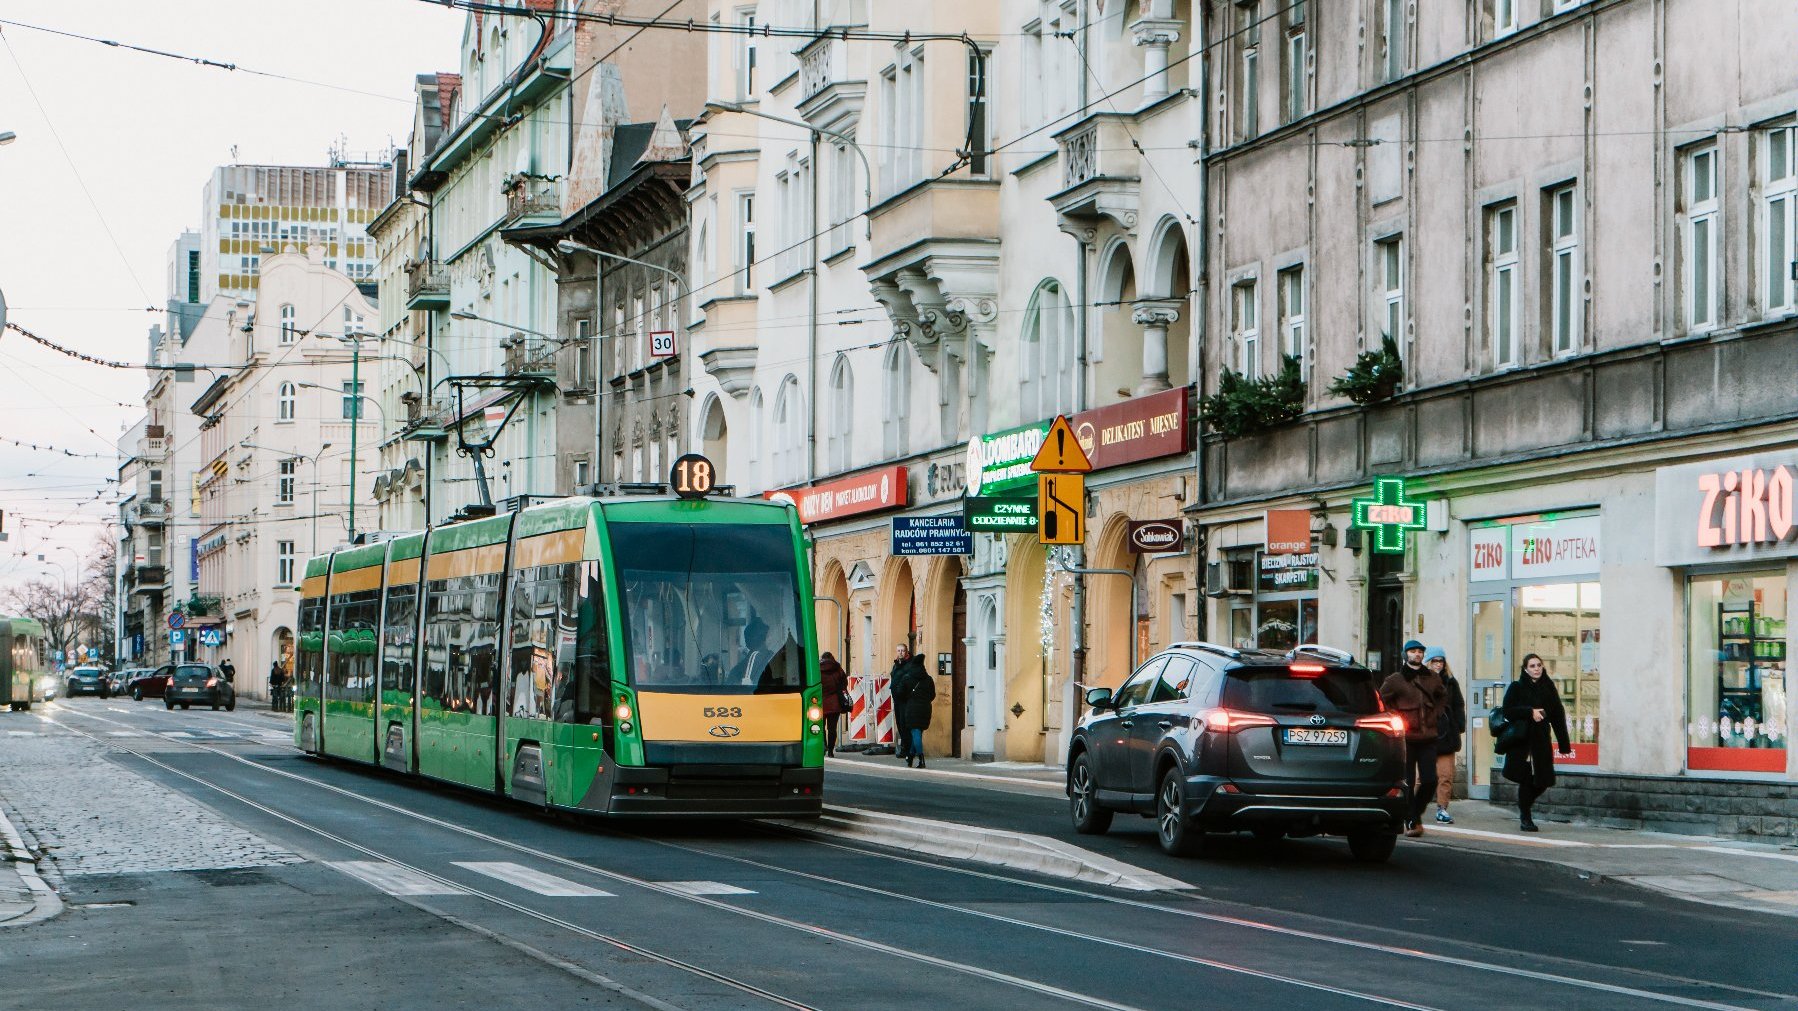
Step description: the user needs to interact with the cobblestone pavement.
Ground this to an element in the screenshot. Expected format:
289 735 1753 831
0 721 301 880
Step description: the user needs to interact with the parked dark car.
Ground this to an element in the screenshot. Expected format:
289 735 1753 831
129 665 174 701
64 666 111 698
164 663 235 711
1067 643 1408 862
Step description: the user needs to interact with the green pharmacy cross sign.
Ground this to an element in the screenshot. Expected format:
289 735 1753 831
1351 476 1427 554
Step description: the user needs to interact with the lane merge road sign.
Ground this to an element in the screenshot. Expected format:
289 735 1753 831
1037 473 1085 546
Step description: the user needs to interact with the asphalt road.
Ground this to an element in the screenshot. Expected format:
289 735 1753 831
4 698 1793 1011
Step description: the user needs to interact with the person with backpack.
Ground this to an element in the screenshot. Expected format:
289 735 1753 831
1502 652 1573 832
1426 647 1467 825
1379 639 1448 838
818 652 849 756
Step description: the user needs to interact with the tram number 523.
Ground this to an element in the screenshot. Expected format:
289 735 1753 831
670 453 716 499
702 706 744 719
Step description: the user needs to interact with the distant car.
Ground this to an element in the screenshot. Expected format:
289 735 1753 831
109 668 146 696
1067 643 1408 863
164 663 235 711
64 666 112 699
129 665 174 701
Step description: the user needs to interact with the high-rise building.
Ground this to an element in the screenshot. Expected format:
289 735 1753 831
198 159 392 300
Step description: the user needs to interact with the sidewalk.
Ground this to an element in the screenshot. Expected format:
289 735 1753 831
0 798 61 929
826 749 1798 918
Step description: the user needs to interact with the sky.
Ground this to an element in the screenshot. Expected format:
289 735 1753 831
0 1 467 594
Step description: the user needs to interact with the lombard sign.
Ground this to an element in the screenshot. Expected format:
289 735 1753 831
1470 514 1601 581
966 421 1048 497
1071 387 1191 471
767 466 907 525
1656 452 1798 567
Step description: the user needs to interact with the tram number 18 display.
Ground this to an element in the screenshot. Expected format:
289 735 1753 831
670 453 716 499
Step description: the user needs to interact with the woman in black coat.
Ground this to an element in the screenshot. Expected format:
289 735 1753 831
893 652 934 768
1501 652 1572 832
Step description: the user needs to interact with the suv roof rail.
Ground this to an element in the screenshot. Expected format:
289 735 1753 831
1287 643 1356 665
1169 640 1242 660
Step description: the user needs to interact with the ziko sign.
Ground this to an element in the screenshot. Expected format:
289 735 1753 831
1656 453 1798 567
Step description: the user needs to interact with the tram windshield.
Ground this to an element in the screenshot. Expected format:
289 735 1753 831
613 523 806 694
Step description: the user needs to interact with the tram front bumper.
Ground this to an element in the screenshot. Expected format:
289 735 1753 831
579 763 825 817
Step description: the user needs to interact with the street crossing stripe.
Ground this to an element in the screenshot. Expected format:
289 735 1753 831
107 707 131 713
328 860 470 896
107 731 144 737
6 731 35 737
161 731 195 738
453 861 614 897
657 881 756 896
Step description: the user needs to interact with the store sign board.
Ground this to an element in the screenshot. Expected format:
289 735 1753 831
1071 387 1191 471
1126 519 1184 554
1469 525 1509 582
964 496 1038 533
1654 452 1798 567
891 515 973 556
766 466 907 525
1350 476 1427 554
966 421 1049 497
1258 551 1320 592
1509 515 1601 580
1264 509 1312 555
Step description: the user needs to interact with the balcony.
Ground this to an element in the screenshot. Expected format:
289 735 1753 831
138 433 168 462
796 35 866 128
503 337 556 378
504 175 562 227
1050 113 1142 234
404 258 449 311
127 499 169 526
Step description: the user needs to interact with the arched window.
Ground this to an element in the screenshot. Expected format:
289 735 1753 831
828 356 853 473
773 375 803 485
487 25 503 92
882 343 910 459
1021 279 1075 419
277 382 296 422
748 387 765 489
693 221 709 292
279 304 297 345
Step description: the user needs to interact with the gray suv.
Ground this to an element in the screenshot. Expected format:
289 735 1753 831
1067 644 1408 862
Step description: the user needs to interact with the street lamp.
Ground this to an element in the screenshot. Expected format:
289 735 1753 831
704 101 872 237
447 308 560 342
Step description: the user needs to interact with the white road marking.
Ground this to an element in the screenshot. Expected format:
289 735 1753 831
107 707 132 714
6 731 36 737
328 860 470 897
160 731 195 738
454 861 615 897
106 731 144 737
658 880 755 896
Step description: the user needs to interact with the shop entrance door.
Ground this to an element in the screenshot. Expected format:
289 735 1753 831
1467 596 1510 799
950 587 967 758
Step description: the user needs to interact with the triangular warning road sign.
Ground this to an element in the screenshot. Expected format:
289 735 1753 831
1029 415 1093 474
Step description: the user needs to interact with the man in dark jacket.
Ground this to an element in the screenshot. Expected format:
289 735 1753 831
892 649 934 768
1378 639 1448 838
888 645 917 760
819 653 849 756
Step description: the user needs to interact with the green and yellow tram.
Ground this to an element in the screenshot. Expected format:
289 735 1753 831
3 616 49 712
294 488 825 817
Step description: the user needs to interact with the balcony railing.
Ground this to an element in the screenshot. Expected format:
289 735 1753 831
504 176 561 224
405 258 449 310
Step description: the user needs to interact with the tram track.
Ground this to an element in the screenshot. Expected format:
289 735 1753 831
41 704 1787 1010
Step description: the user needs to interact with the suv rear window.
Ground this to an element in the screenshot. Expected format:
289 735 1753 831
174 665 213 681
1220 666 1381 715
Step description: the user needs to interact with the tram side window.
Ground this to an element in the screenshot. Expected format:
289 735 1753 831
425 570 503 715
420 581 450 711
328 588 381 704
508 560 610 724
297 596 326 694
507 561 564 720
380 581 418 703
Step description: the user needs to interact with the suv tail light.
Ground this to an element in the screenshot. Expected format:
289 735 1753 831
205 678 219 688
1288 663 1327 677
1355 713 1407 736
1202 708 1278 733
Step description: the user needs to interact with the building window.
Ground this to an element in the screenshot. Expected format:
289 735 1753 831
737 8 758 99
277 540 295 586
883 344 911 459
277 382 296 422
1761 124 1795 315
1486 202 1520 368
749 387 766 489
1376 235 1405 357
1277 266 1307 383
149 468 163 502
574 458 590 488
1020 19 1043 130
1231 279 1260 378
574 318 593 389
879 46 925 195
828 357 853 473
187 250 201 304
1021 280 1075 420
773 377 803 486
1686 572 1787 773
1548 184 1581 355
828 139 857 253
1381 0 1406 81
1282 1 1309 123
341 380 364 420
1489 0 1519 37
737 193 756 291
966 48 990 175
277 459 296 505
1683 143 1721 331
1237 1 1260 140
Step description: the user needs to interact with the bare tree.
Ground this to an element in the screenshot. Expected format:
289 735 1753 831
2 577 91 662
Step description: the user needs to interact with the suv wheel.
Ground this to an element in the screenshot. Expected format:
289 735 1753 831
225 697 236 712
1156 769 1204 857
1348 831 1398 863
1068 753 1112 835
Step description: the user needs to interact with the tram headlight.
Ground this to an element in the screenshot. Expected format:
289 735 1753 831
615 702 632 722
806 704 823 723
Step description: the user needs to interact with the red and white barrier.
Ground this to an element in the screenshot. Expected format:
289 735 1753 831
872 675 895 745
846 675 873 745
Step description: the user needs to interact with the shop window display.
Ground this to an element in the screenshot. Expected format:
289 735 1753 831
1514 581 1601 764
1687 573 1787 773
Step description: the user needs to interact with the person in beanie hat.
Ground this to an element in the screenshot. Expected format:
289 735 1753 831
1379 639 1448 837
1425 647 1466 824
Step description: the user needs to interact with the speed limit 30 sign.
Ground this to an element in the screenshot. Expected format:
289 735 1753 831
649 330 677 359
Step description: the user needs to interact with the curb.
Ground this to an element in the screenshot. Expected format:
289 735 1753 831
0 803 62 930
770 804 1188 893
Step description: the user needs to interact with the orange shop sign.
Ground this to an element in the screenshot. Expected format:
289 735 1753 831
766 466 908 525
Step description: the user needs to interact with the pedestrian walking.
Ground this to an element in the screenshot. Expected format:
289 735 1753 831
1378 639 1448 838
268 661 290 712
888 644 920 760
819 652 849 756
219 657 236 684
893 650 934 768
1501 652 1573 832
1426 647 1466 825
